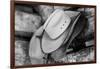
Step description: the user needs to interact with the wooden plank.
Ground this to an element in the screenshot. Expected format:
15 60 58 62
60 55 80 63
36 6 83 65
15 31 33 41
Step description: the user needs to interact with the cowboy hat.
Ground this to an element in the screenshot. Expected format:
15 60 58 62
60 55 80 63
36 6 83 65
41 9 81 53
29 9 85 64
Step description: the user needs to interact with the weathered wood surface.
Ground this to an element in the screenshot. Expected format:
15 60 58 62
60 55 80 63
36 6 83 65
48 46 94 64
15 5 42 33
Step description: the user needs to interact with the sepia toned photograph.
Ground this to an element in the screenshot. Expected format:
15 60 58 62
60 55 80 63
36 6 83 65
10 1 96 69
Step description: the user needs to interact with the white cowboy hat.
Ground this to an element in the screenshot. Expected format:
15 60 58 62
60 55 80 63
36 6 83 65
41 9 81 53
29 9 86 64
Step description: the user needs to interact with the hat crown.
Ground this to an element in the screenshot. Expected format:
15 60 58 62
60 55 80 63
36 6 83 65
44 9 71 39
